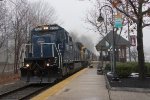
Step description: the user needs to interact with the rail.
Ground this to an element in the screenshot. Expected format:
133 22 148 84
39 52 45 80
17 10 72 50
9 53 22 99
0 84 50 100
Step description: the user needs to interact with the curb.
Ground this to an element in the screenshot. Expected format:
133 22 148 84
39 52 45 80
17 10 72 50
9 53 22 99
104 74 150 93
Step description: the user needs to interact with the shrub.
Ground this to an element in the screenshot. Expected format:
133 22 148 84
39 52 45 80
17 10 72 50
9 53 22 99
116 62 133 78
104 62 150 78
145 63 150 77
104 63 111 71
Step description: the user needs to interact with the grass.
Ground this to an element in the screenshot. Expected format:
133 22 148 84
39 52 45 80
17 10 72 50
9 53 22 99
0 73 20 85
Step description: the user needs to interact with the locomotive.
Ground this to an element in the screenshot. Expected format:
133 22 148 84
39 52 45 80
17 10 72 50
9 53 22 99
20 24 88 83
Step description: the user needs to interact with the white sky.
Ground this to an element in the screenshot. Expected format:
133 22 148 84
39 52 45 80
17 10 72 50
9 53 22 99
48 0 90 31
46 0 100 55
33 0 150 57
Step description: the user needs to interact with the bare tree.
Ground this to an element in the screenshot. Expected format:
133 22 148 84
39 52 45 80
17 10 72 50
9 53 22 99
7 0 58 73
107 0 150 79
85 1 127 65
0 1 8 49
85 0 150 79
85 0 128 44
8 0 29 73
0 0 59 74
85 0 106 37
0 1 13 73
28 1 58 28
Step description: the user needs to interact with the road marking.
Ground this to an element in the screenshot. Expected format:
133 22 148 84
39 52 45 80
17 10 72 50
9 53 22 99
31 68 87 100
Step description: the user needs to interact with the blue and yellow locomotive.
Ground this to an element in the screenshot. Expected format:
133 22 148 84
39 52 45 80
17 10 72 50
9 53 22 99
20 24 88 83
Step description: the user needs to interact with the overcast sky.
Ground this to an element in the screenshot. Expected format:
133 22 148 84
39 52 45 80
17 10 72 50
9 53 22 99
45 0 100 55
46 0 90 32
32 0 150 58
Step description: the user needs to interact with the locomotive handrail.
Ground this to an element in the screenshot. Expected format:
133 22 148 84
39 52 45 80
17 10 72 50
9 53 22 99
21 43 33 59
40 43 56 44
54 44 61 68
19 43 33 68
19 44 25 67
57 44 62 68
24 43 34 57
22 43 62 68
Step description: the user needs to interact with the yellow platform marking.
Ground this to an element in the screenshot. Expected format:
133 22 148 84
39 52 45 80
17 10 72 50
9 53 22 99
31 68 87 100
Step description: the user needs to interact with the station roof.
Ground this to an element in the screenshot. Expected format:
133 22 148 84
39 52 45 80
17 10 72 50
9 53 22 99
96 30 130 51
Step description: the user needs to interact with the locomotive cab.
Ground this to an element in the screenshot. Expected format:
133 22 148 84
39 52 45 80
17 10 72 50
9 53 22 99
20 25 65 83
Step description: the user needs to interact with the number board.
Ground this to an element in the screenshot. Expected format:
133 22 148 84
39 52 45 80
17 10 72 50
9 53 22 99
34 25 60 31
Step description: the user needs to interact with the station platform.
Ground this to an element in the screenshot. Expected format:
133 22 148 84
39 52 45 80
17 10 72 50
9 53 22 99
31 66 109 100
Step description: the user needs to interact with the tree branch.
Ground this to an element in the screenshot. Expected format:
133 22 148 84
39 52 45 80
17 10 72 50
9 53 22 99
142 0 149 3
142 8 150 15
115 7 137 23
86 16 97 27
128 0 138 16
108 0 137 23
142 23 150 28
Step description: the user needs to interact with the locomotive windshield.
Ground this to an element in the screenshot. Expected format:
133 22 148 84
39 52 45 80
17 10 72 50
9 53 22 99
32 32 56 43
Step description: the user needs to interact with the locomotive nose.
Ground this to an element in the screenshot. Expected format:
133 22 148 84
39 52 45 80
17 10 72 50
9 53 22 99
34 69 41 76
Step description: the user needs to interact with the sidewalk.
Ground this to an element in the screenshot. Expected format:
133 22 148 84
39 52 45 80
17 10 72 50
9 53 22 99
32 65 109 100
32 61 150 100
46 68 109 100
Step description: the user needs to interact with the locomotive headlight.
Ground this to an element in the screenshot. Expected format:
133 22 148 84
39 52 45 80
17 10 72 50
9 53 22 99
26 64 30 67
43 26 48 30
46 63 50 67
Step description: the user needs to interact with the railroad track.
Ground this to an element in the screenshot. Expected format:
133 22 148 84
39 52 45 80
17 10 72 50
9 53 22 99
0 68 85 100
0 83 50 100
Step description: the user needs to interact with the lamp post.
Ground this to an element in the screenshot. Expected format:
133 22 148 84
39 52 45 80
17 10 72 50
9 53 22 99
97 5 119 81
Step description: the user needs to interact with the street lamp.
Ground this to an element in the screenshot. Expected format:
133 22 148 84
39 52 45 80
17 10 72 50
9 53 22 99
97 14 104 22
97 5 119 81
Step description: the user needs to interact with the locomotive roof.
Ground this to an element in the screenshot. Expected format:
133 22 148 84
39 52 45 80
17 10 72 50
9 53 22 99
31 24 64 32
